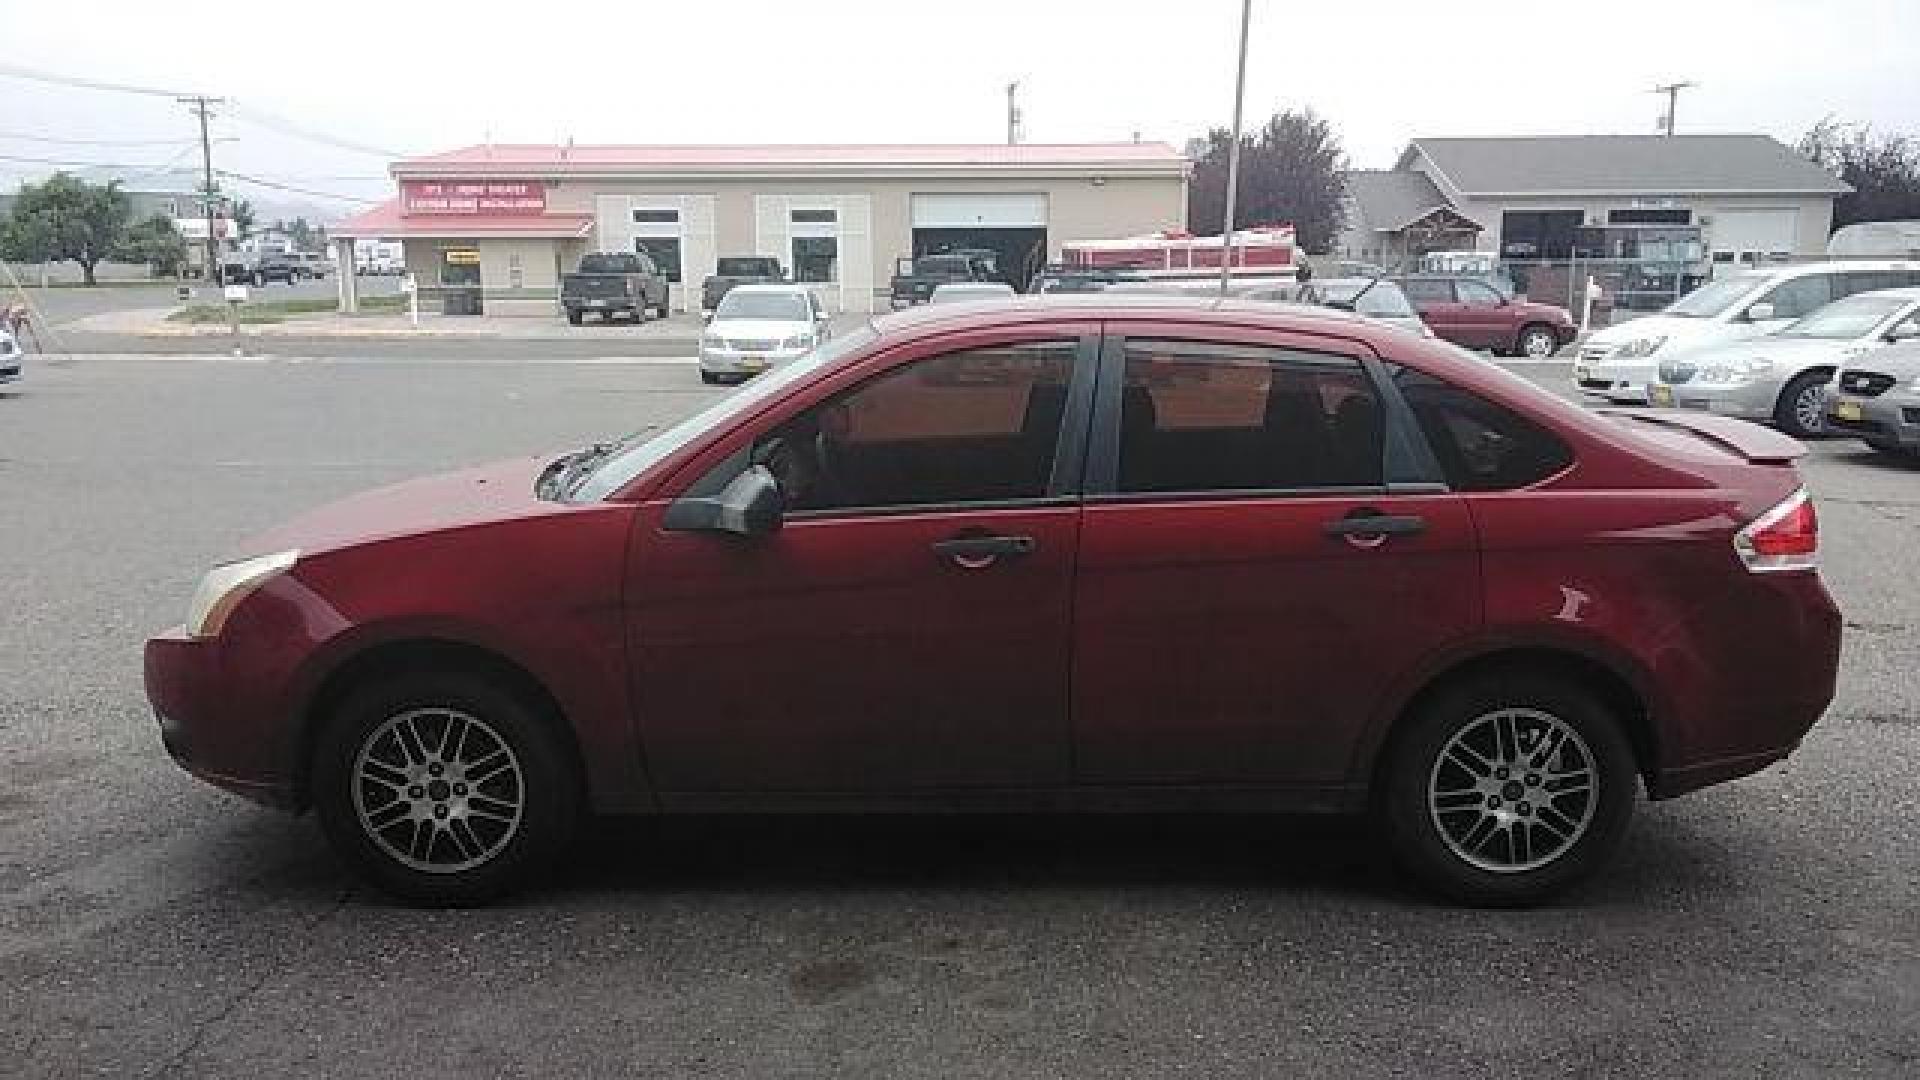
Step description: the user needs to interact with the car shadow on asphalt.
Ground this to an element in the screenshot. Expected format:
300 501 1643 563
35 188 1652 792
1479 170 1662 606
1830 446 1920 472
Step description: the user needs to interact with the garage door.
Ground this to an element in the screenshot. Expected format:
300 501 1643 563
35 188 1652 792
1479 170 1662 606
1710 208 1798 258
911 193 1047 229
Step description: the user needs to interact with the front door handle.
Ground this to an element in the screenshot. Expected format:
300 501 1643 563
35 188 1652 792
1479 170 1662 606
1324 509 1426 547
932 534 1035 568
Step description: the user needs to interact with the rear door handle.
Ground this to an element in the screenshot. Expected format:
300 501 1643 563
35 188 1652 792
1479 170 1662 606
932 534 1035 568
1323 510 1427 544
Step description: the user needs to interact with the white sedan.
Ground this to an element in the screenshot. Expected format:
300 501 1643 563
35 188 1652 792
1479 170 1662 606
928 281 1017 305
699 284 830 385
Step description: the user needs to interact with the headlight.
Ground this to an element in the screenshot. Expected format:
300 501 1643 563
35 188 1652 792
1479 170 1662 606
185 550 299 639
1699 357 1773 383
1615 336 1669 360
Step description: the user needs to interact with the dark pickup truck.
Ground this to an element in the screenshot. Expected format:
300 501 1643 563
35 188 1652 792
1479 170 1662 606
562 251 671 324
889 252 993 308
701 256 786 313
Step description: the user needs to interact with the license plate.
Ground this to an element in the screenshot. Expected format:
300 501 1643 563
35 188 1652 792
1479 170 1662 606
1835 400 1863 422
1649 384 1674 407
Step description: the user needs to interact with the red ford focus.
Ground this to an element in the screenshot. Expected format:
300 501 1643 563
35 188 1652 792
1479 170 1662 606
144 297 1841 906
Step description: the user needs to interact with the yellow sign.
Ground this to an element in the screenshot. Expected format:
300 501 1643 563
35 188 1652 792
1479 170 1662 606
443 249 481 266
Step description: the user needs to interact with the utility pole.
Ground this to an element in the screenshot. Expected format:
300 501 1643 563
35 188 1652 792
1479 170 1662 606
1652 80 1696 137
1217 0 1253 296
1005 81 1022 145
178 95 226 282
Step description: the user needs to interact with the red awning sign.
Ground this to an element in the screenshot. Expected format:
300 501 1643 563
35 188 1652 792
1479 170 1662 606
402 180 546 216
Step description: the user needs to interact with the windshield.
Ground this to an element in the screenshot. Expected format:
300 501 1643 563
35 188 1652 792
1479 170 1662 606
1316 279 1416 318
1780 295 1913 339
1666 274 1764 317
715 291 810 321
716 258 779 276
570 325 877 502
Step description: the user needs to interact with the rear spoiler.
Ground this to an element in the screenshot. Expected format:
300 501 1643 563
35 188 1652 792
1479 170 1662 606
1598 408 1808 464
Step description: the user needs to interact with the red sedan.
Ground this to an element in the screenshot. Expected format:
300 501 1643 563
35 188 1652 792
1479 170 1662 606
145 297 1840 906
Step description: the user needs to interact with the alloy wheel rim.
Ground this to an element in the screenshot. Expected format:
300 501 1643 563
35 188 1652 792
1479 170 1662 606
1427 707 1598 874
1795 384 1825 433
1524 331 1555 357
351 707 524 875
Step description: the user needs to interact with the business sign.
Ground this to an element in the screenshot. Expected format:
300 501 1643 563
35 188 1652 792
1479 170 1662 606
402 180 545 215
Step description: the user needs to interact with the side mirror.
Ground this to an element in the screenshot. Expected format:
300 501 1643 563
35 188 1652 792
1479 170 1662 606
662 465 784 537
1745 302 1777 322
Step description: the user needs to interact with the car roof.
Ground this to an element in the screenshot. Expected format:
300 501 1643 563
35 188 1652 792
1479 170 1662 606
727 283 811 295
1844 286 1920 300
868 292 1384 340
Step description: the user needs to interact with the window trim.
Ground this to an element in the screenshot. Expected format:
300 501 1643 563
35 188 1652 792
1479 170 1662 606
1083 326 1445 500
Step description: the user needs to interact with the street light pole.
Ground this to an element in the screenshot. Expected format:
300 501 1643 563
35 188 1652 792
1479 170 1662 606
1217 0 1253 297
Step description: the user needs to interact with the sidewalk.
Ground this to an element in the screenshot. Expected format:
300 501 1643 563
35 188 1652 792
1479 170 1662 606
65 305 730 341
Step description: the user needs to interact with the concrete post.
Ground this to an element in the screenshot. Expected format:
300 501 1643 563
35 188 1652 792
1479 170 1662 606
334 237 359 314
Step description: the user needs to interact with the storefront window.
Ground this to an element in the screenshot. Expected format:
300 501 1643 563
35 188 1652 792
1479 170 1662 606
635 237 682 283
793 236 838 283
439 246 481 287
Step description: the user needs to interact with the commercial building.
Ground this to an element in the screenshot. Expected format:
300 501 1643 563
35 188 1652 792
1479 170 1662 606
332 143 1190 316
1337 134 1851 310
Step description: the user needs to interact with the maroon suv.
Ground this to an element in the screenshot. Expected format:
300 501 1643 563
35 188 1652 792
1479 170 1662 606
1398 275 1577 358
145 296 1840 907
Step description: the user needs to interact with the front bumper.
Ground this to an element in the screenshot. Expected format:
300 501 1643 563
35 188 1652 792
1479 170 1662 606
1649 377 1778 421
0 357 18 383
699 345 809 376
144 628 295 809
1572 354 1657 402
1826 387 1920 449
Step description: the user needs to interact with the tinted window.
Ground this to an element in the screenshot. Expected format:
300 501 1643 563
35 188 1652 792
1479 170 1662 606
1401 278 1455 304
1392 368 1573 491
1757 275 1834 320
759 342 1076 513
717 257 780 276
1116 341 1384 494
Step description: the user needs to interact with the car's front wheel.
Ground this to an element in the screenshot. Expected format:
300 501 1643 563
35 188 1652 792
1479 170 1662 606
1775 370 1830 438
1381 673 1636 906
1517 324 1560 359
313 670 579 906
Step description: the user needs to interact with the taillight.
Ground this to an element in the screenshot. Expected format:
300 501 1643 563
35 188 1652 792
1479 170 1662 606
1734 488 1818 573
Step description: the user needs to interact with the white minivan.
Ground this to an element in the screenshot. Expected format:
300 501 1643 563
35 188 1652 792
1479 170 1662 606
1574 260 1920 403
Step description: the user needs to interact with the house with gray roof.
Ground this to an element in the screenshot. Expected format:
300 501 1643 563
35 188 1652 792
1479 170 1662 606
1341 134 1849 273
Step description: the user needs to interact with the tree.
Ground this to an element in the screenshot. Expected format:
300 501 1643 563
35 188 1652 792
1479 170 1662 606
118 214 189 277
286 216 314 252
229 197 256 241
1188 108 1348 254
1 172 132 285
1797 118 1920 232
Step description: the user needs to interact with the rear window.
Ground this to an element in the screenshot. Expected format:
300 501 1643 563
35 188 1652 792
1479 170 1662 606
1391 368 1573 491
578 253 642 274
916 256 973 276
717 258 780 277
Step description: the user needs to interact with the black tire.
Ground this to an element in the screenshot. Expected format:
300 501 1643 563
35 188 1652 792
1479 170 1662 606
1380 672 1636 907
566 309 583 326
1516 324 1560 360
1774 370 1830 438
312 669 580 907
653 295 670 319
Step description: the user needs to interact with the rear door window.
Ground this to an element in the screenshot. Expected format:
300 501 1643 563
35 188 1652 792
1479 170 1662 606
1401 279 1456 304
1114 340 1386 494
1390 368 1573 491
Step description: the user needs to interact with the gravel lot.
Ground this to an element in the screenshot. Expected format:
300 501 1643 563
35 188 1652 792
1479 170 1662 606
2 353 1916 1078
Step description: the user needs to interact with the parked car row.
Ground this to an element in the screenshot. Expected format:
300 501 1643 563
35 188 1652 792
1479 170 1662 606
216 250 332 287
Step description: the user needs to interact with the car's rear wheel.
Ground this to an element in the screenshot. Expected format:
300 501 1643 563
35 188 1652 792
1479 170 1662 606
1517 324 1559 359
313 670 579 906
1381 673 1635 906
566 309 583 326
1774 370 1830 438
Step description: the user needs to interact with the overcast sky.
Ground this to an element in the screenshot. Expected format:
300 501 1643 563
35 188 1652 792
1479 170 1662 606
2 0 1915 219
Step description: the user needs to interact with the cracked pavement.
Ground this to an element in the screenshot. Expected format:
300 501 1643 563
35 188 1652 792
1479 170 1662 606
3 354 1917 1078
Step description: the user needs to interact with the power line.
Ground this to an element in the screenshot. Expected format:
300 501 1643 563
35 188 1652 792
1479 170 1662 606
0 61 198 99
214 169 380 204
224 102 401 159
0 130 196 147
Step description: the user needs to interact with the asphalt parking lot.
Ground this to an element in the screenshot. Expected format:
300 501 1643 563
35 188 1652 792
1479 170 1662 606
3 352 1917 1078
